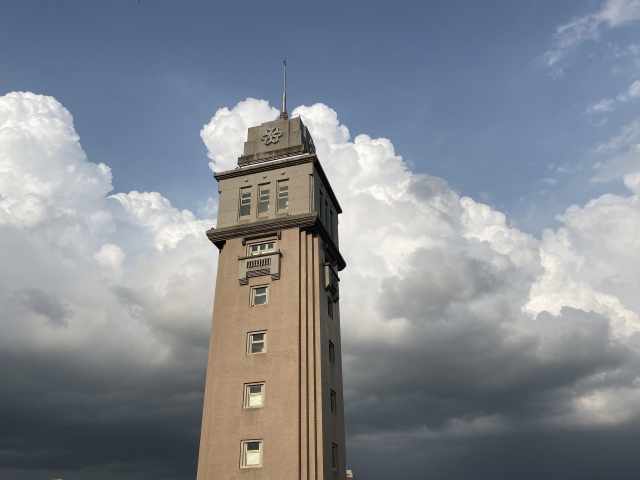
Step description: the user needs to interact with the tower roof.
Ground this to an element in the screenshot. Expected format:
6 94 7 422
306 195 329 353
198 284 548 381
237 116 316 167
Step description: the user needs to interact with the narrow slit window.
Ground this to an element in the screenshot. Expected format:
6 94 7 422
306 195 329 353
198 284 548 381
240 187 252 218
325 200 330 227
332 444 338 470
241 440 263 468
278 180 289 212
248 332 266 354
319 188 324 219
244 383 265 408
251 286 268 306
330 390 337 414
329 341 335 364
258 184 270 215
328 298 333 319
330 209 334 237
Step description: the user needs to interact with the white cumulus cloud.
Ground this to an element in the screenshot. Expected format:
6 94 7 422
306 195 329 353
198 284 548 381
0 92 218 477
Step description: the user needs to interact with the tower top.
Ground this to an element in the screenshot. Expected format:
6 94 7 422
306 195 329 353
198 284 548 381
233 60 316 167
279 59 288 120
236 116 315 167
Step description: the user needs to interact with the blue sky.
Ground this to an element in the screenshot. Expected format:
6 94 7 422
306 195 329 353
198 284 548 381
3 1 640 479
3 0 637 234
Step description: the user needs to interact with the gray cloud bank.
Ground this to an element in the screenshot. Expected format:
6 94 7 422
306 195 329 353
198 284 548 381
2 92 640 479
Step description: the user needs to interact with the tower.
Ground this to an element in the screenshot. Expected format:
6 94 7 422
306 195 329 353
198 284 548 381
196 98 348 478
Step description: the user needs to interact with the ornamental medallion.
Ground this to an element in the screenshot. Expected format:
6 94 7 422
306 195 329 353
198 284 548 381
261 127 283 146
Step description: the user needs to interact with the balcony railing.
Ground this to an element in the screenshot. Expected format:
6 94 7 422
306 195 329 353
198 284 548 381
238 252 281 285
246 257 271 269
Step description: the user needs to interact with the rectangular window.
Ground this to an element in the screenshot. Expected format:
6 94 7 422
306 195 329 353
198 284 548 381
247 332 266 354
250 286 268 306
328 298 333 319
241 440 263 468
329 209 334 237
277 180 289 212
240 187 252 218
248 241 275 256
332 444 338 470
330 390 337 414
319 188 324 219
329 341 335 364
258 184 270 215
244 383 265 408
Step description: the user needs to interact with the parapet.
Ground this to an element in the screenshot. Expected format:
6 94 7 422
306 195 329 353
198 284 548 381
238 116 316 167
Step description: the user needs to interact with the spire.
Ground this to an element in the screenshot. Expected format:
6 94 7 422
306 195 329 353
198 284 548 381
280 58 288 120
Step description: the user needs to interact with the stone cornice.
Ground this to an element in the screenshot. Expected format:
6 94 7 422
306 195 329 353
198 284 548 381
206 212 346 271
213 155 312 181
238 145 306 167
213 154 343 214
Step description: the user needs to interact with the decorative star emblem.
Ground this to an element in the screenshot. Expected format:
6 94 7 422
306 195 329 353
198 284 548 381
261 127 283 146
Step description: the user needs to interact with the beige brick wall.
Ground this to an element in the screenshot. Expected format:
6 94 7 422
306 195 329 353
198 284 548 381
197 225 347 480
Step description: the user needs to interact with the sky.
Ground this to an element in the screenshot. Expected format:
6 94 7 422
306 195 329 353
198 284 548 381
1 1 640 479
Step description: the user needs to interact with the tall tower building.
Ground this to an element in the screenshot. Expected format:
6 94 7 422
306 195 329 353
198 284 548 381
196 100 348 479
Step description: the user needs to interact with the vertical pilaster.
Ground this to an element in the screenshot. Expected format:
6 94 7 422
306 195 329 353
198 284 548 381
299 229 309 480
307 231 317 479
299 230 327 480
312 234 325 480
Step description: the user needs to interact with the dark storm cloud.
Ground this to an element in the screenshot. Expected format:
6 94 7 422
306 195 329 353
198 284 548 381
346 424 640 480
18 288 72 327
342 246 639 479
0 329 207 480
378 248 507 321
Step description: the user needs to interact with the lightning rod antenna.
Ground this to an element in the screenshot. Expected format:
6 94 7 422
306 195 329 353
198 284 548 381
280 58 288 120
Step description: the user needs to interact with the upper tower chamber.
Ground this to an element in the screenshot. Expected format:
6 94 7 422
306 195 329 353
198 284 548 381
208 114 345 269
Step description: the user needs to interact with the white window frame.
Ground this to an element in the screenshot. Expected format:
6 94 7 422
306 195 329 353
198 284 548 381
247 241 276 256
277 179 289 212
250 285 269 306
239 186 252 218
247 331 267 355
240 440 263 468
258 183 270 216
244 382 265 408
